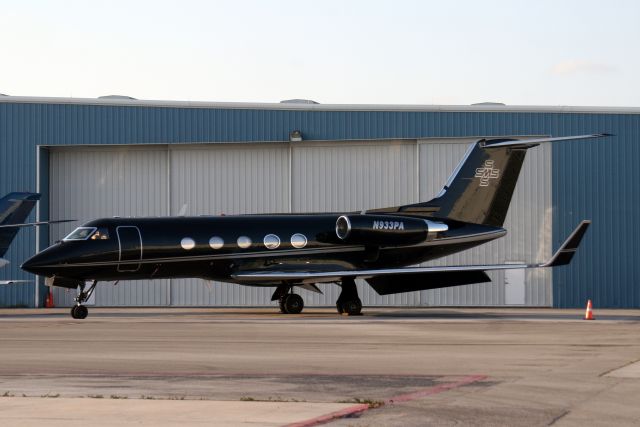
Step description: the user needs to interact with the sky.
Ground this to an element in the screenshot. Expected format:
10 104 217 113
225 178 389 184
0 0 638 106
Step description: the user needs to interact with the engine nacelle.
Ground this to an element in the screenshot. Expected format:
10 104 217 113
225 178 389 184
335 215 447 246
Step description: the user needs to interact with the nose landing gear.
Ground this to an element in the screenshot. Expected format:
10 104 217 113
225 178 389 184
70 280 97 320
336 278 362 316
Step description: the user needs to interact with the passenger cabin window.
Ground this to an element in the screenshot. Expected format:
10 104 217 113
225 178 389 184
63 227 97 241
90 228 110 240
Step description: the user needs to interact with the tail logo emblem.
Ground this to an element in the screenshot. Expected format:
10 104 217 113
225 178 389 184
475 160 500 186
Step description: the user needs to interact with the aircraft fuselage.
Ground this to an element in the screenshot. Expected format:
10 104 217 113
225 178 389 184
23 214 505 287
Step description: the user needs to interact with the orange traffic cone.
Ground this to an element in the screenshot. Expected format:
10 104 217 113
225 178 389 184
584 299 595 320
44 290 54 308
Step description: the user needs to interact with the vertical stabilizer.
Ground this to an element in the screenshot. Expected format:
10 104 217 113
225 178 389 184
389 134 609 227
0 192 40 257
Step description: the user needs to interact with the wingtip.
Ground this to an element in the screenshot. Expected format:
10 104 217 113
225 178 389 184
542 220 591 267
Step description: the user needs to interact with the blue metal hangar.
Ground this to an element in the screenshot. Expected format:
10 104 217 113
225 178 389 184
0 95 638 309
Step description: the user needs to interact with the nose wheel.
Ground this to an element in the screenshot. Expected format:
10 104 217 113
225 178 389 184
337 278 362 316
71 305 88 319
70 280 97 320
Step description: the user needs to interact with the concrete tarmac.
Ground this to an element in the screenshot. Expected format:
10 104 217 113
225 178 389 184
0 307 639 426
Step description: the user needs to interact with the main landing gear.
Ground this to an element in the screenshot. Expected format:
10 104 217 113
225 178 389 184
336 278 362 316
70 280 97 320
272 285 304 314
271 279 362 316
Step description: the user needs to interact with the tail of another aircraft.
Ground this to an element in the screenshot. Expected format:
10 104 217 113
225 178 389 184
372 134 610 227
0 192 40 257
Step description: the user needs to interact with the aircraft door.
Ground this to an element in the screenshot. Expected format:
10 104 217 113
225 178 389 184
116 226 142 272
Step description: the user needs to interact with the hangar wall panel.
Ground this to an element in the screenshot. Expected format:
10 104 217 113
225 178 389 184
418 139 552 306
292 140 420 306
168 144 289 306
49 147 169 306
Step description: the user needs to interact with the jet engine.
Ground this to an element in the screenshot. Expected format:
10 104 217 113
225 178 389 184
335 215 447 246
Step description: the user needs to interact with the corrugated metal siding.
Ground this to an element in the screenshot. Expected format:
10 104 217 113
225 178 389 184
418 139 552 306
553 119 640 308
0 100 638 307
168 144 289 306
49 147 169 306
292 140 419 306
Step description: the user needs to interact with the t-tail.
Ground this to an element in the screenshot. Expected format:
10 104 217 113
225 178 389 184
377 134 611 227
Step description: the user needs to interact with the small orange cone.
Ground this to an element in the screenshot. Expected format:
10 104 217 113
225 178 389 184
584 299 595 320
44 290 55 308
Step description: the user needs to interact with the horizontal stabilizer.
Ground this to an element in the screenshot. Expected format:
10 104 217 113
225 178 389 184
0 219 76 229
484 134 611 148
0 280 31 285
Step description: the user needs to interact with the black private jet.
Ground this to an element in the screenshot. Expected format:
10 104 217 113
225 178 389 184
22 134 606 319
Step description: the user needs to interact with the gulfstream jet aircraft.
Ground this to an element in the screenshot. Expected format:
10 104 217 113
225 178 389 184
22 134 608 319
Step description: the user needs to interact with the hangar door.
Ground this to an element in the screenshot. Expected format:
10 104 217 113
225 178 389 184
48 139 551 307
48 144 289 307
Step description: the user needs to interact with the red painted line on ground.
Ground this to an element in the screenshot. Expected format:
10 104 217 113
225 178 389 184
385 374 488 404
285 404 369 427
285 375 487 427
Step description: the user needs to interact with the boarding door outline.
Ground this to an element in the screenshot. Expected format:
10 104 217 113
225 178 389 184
116 226 142 272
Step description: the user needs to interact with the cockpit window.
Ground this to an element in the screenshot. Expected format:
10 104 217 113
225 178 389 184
63 227 97 241
90 227 110 240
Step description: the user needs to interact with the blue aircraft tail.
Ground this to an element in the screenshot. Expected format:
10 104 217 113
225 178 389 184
0 192 40 258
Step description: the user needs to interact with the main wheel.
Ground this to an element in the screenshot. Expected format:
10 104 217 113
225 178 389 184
341 299 362 316
336 301 344 314
278 297 287 314
283 294 304 314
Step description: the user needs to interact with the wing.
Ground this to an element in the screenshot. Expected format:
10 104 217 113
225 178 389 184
0 280 31 285
232 221 591 290
0 219 75 229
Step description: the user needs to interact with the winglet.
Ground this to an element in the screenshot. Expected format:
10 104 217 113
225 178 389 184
541 220 591 267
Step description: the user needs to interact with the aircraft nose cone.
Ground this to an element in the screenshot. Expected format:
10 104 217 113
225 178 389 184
21 251 53 275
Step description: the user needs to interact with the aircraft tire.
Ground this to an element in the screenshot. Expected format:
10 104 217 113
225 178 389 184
71 305 88 319
283 294 304 314
278 297 287 314
336 302 344 314
341 299 362 316
77 305 88 319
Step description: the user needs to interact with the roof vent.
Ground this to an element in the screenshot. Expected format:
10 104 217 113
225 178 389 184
280 99 319 104
98 95 137 100
471 102 505 106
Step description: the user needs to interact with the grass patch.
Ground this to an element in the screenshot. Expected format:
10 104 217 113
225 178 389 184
338 398 384 408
